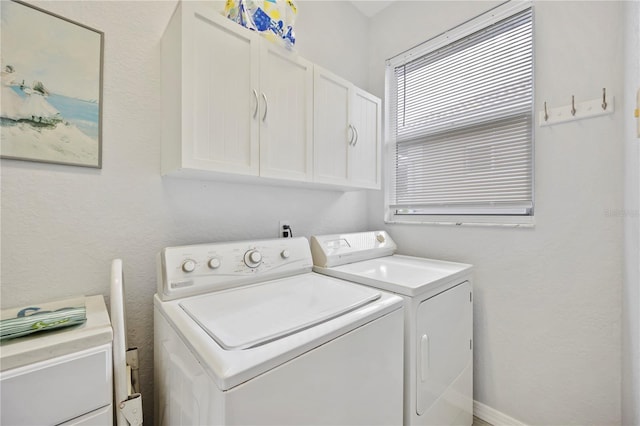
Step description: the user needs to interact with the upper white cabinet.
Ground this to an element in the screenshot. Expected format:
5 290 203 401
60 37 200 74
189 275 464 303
350 88 381 188
162 2 259 176
162 2 312 181
259 44 313 181
313 66 381 189
162 2 379 190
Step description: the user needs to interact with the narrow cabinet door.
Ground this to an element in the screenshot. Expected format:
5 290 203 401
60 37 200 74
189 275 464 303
187 9 260 175
349 88 381 189
259 43 313 181
313 67 351 186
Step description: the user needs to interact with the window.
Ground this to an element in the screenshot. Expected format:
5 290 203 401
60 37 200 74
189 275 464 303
385 2 534 223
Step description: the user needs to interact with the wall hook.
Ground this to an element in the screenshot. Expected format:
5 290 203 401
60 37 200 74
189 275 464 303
539 91 614 127
544 101 549 121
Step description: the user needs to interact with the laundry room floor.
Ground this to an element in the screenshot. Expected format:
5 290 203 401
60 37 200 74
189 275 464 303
473 416 493 426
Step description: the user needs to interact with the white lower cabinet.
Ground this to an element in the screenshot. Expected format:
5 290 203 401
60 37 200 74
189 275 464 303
313 66 381 189
0 344 113 426
0 296 114 426
162 2 379 190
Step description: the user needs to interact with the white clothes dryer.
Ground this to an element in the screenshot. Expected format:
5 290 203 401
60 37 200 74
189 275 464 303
154 237 404 426
311 231 473 426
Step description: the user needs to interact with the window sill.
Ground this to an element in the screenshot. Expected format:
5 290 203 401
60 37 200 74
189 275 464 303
385 215 535 228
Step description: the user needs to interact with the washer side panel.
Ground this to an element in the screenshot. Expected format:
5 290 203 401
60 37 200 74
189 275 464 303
154 307 225 426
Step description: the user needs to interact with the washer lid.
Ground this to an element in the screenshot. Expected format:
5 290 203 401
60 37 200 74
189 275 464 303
179 276 381 350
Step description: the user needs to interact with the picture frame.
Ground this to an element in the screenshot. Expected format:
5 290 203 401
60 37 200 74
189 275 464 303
0 0 104 168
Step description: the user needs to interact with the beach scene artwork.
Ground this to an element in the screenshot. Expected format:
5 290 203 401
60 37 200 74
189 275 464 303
1 1 103 168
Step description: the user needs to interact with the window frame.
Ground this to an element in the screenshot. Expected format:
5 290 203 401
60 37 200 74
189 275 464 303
384 0 535 227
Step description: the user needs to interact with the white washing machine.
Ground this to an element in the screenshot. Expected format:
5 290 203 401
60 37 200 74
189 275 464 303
154 237 404 426
311 231 473 426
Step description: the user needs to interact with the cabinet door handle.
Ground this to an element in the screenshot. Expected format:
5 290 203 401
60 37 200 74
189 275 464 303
252 90 259 119
352 126 359 147
420 334 430 382
261 93 268 122
348 124 355 146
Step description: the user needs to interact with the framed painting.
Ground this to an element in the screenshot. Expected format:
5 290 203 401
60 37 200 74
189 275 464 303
0 0 103 168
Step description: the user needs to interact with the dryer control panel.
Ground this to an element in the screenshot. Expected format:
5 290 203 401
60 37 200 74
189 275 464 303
157 237 313 301
310 231 397 268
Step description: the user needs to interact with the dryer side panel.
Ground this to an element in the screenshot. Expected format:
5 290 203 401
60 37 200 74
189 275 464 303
415 281 473 423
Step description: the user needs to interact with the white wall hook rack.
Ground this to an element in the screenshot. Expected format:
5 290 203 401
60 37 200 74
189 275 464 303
539 89 614 127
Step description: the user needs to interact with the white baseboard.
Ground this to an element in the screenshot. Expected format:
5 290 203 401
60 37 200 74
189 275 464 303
474 400 527 426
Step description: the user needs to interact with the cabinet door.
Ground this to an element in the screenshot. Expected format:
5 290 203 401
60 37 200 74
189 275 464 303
187 9 260 175
0 344 112 426
313 67 351 186
349 88 381 189
259 43 313 181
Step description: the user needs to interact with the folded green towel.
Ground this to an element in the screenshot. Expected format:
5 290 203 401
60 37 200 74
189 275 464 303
0 302 87 341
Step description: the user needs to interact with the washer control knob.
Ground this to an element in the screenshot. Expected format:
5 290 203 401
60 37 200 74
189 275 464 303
244 250 263 268
182 259 196 273
250 251 262 263
281 249 290 259
208 258 221 269
376 233 386 243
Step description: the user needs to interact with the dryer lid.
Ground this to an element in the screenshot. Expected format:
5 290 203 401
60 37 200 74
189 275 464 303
179 274 381 350
316 255 472 298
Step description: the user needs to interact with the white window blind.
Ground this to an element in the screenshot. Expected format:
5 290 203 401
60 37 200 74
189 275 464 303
387 4 534 217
